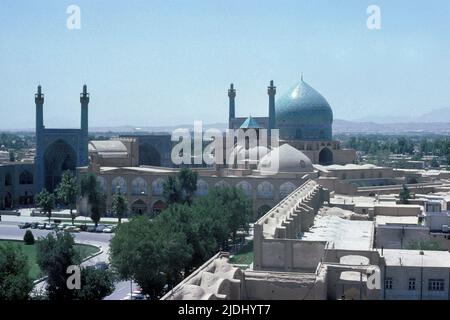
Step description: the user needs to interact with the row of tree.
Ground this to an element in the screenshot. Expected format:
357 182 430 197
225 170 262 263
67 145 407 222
35 171 128 226
109 168 252 299
340 134 450 163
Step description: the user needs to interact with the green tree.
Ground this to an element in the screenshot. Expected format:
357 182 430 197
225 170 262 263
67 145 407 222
163 175 182 205
208 186 252 245
79 173 105 227
111 187 128 223
9 151 15 162
36 232 81 300
36 189 55 223
399 184 411 204
23 230 35 245
110 216 192 299
74 267 115 300
163 168 198 205
56 171 78 225
178 168 198 205
0 243 33 300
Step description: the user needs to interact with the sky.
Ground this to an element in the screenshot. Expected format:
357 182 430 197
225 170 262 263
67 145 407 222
0 0 449 129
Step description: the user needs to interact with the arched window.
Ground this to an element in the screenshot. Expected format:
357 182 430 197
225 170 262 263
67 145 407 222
4 173 12 186
236 181 252 197
257 181 274 199
132 177 148 196
111 177 127 194
97 176 107 193
19 170 33 185
152 178 165 196
195 180 209 196
280 182 296 199
215 180 230 188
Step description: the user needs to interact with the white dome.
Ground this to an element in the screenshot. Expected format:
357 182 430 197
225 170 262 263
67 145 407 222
237 146 269 163
258 144 313 174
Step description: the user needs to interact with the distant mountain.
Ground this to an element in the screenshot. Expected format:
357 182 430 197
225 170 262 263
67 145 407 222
333 119 450 134
352 107 450 124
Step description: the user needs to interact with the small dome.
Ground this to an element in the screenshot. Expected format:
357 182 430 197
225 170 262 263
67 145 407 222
276 78 333 141
258 144 313 174
240 115 262 129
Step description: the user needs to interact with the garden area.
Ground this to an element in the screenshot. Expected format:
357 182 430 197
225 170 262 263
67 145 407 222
0 240 99 280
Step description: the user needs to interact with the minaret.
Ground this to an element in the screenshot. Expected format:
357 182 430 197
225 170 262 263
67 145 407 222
80 84 89 166
35 85 45 192
228 83 236 129
268 80 276 131
35 85 44 132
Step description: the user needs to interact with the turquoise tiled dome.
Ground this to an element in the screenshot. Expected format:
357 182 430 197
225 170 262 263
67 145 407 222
276 78 333 141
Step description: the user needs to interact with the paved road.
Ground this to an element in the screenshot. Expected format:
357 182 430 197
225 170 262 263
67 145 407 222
0 222 137 300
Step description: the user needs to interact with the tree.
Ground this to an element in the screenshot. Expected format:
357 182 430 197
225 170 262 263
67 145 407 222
23 230 35 245
36 189 55 223
163 168 198 205
399 184 411 204
56 171 78 225
178 168 198 205
74 267 115 300
9 151 15 162
207 186 252 246
0 243 33 300
110 216 192 299
163 176 182 205
111 187 128 224
79 173 105 227
36 232 80 300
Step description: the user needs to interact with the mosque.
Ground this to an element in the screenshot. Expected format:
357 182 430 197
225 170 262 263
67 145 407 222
2 77 362 218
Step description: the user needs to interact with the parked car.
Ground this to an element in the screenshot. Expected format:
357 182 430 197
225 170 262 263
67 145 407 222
18 222 31 229
121 293 146 300
79 225 88 232
102 225 116 233
37 223 46 229
95 224 107 233
94 262 109 270
64 225 80 233
87 225 96 232
30 222 39 229
45 223 54 230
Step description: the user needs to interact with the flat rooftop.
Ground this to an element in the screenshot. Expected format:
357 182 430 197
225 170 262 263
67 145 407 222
381 249 450 268
375 215 419 226
299 215 374 250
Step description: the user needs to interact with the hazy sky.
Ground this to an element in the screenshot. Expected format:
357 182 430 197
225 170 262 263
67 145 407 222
1 0 449 129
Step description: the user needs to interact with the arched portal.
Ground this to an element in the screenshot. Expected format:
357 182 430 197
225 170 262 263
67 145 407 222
131 199 148 215
44 140 77 192
319 147 333 165
152 200 167 215
19 170 33 185
4 192 12 209
139 144 162 166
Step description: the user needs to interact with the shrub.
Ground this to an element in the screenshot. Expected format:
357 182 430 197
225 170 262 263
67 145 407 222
23 230 35 245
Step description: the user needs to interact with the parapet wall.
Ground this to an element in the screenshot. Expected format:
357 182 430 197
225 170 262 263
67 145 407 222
253 180 330 272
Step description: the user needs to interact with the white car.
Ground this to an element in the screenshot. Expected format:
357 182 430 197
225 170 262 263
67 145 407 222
120 293 146 300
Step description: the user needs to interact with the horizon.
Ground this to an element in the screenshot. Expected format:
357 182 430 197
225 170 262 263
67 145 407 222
1 0 449 130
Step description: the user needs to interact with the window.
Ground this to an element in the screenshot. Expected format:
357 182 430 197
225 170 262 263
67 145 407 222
428 279 444 291
408 278 416 291
385 278 393 290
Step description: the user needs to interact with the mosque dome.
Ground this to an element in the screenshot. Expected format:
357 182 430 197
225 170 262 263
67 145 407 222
258 143 313 175
275 77 333 141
